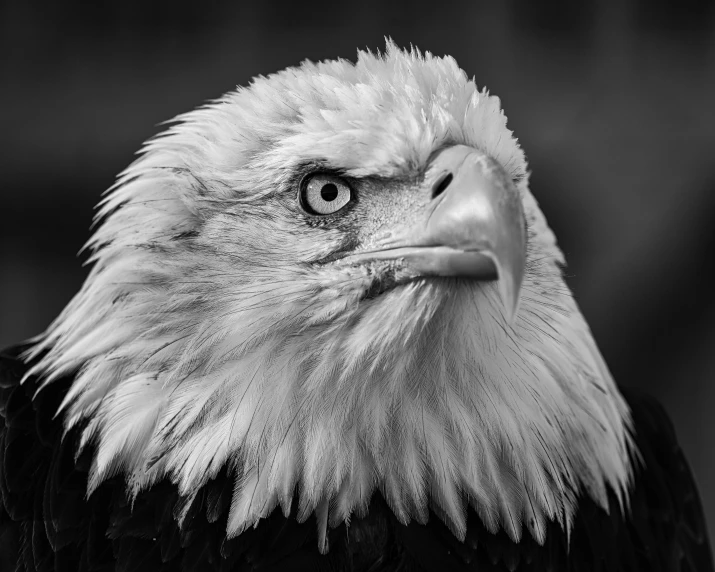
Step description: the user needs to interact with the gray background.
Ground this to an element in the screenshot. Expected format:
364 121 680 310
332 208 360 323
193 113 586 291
1 0 714 546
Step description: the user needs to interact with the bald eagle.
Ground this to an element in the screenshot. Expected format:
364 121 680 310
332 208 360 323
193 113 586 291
0 43 712 572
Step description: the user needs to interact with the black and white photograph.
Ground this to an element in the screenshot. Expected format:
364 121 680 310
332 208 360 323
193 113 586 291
1 1 714 570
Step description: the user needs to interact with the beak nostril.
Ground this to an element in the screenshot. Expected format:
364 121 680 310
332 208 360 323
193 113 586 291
432 172 453 199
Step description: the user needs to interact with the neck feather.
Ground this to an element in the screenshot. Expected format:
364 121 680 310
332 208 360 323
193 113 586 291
26 251 634 548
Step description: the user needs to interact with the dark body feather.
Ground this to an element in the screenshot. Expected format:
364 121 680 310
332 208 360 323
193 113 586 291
0 345 712 572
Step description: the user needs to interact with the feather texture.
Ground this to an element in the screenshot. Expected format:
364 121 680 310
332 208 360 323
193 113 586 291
1 346 712 570
22 42 634 546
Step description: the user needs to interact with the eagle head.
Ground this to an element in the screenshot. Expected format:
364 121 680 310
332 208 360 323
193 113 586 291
28 42 633 548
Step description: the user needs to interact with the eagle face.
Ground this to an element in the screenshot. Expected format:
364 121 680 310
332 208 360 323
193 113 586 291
28 43 633 547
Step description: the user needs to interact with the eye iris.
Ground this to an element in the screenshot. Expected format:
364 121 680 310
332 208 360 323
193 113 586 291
320 183 339 202
301 175 352 215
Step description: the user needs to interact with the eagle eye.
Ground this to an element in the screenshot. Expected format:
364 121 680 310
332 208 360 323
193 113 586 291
300 174 352 215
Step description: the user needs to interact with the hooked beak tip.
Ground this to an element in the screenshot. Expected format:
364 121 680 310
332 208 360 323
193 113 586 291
488 251 525 324
500 271 522 324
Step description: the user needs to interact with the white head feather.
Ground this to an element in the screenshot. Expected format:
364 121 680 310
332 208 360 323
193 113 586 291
26 42 633 549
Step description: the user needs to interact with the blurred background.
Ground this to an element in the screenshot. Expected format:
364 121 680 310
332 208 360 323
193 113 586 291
1 0 714 547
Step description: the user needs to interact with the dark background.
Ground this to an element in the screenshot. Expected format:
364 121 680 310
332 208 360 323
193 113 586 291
1 0 714 547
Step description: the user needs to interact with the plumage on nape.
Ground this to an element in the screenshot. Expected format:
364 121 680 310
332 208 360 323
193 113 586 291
24 40 634 549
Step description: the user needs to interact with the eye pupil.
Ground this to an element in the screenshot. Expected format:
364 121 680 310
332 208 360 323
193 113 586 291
320 183 339 202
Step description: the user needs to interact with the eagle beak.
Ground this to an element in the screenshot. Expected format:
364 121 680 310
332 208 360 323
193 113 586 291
343 145 527 321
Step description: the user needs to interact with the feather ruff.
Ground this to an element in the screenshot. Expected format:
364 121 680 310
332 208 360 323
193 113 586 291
25 42 634 549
